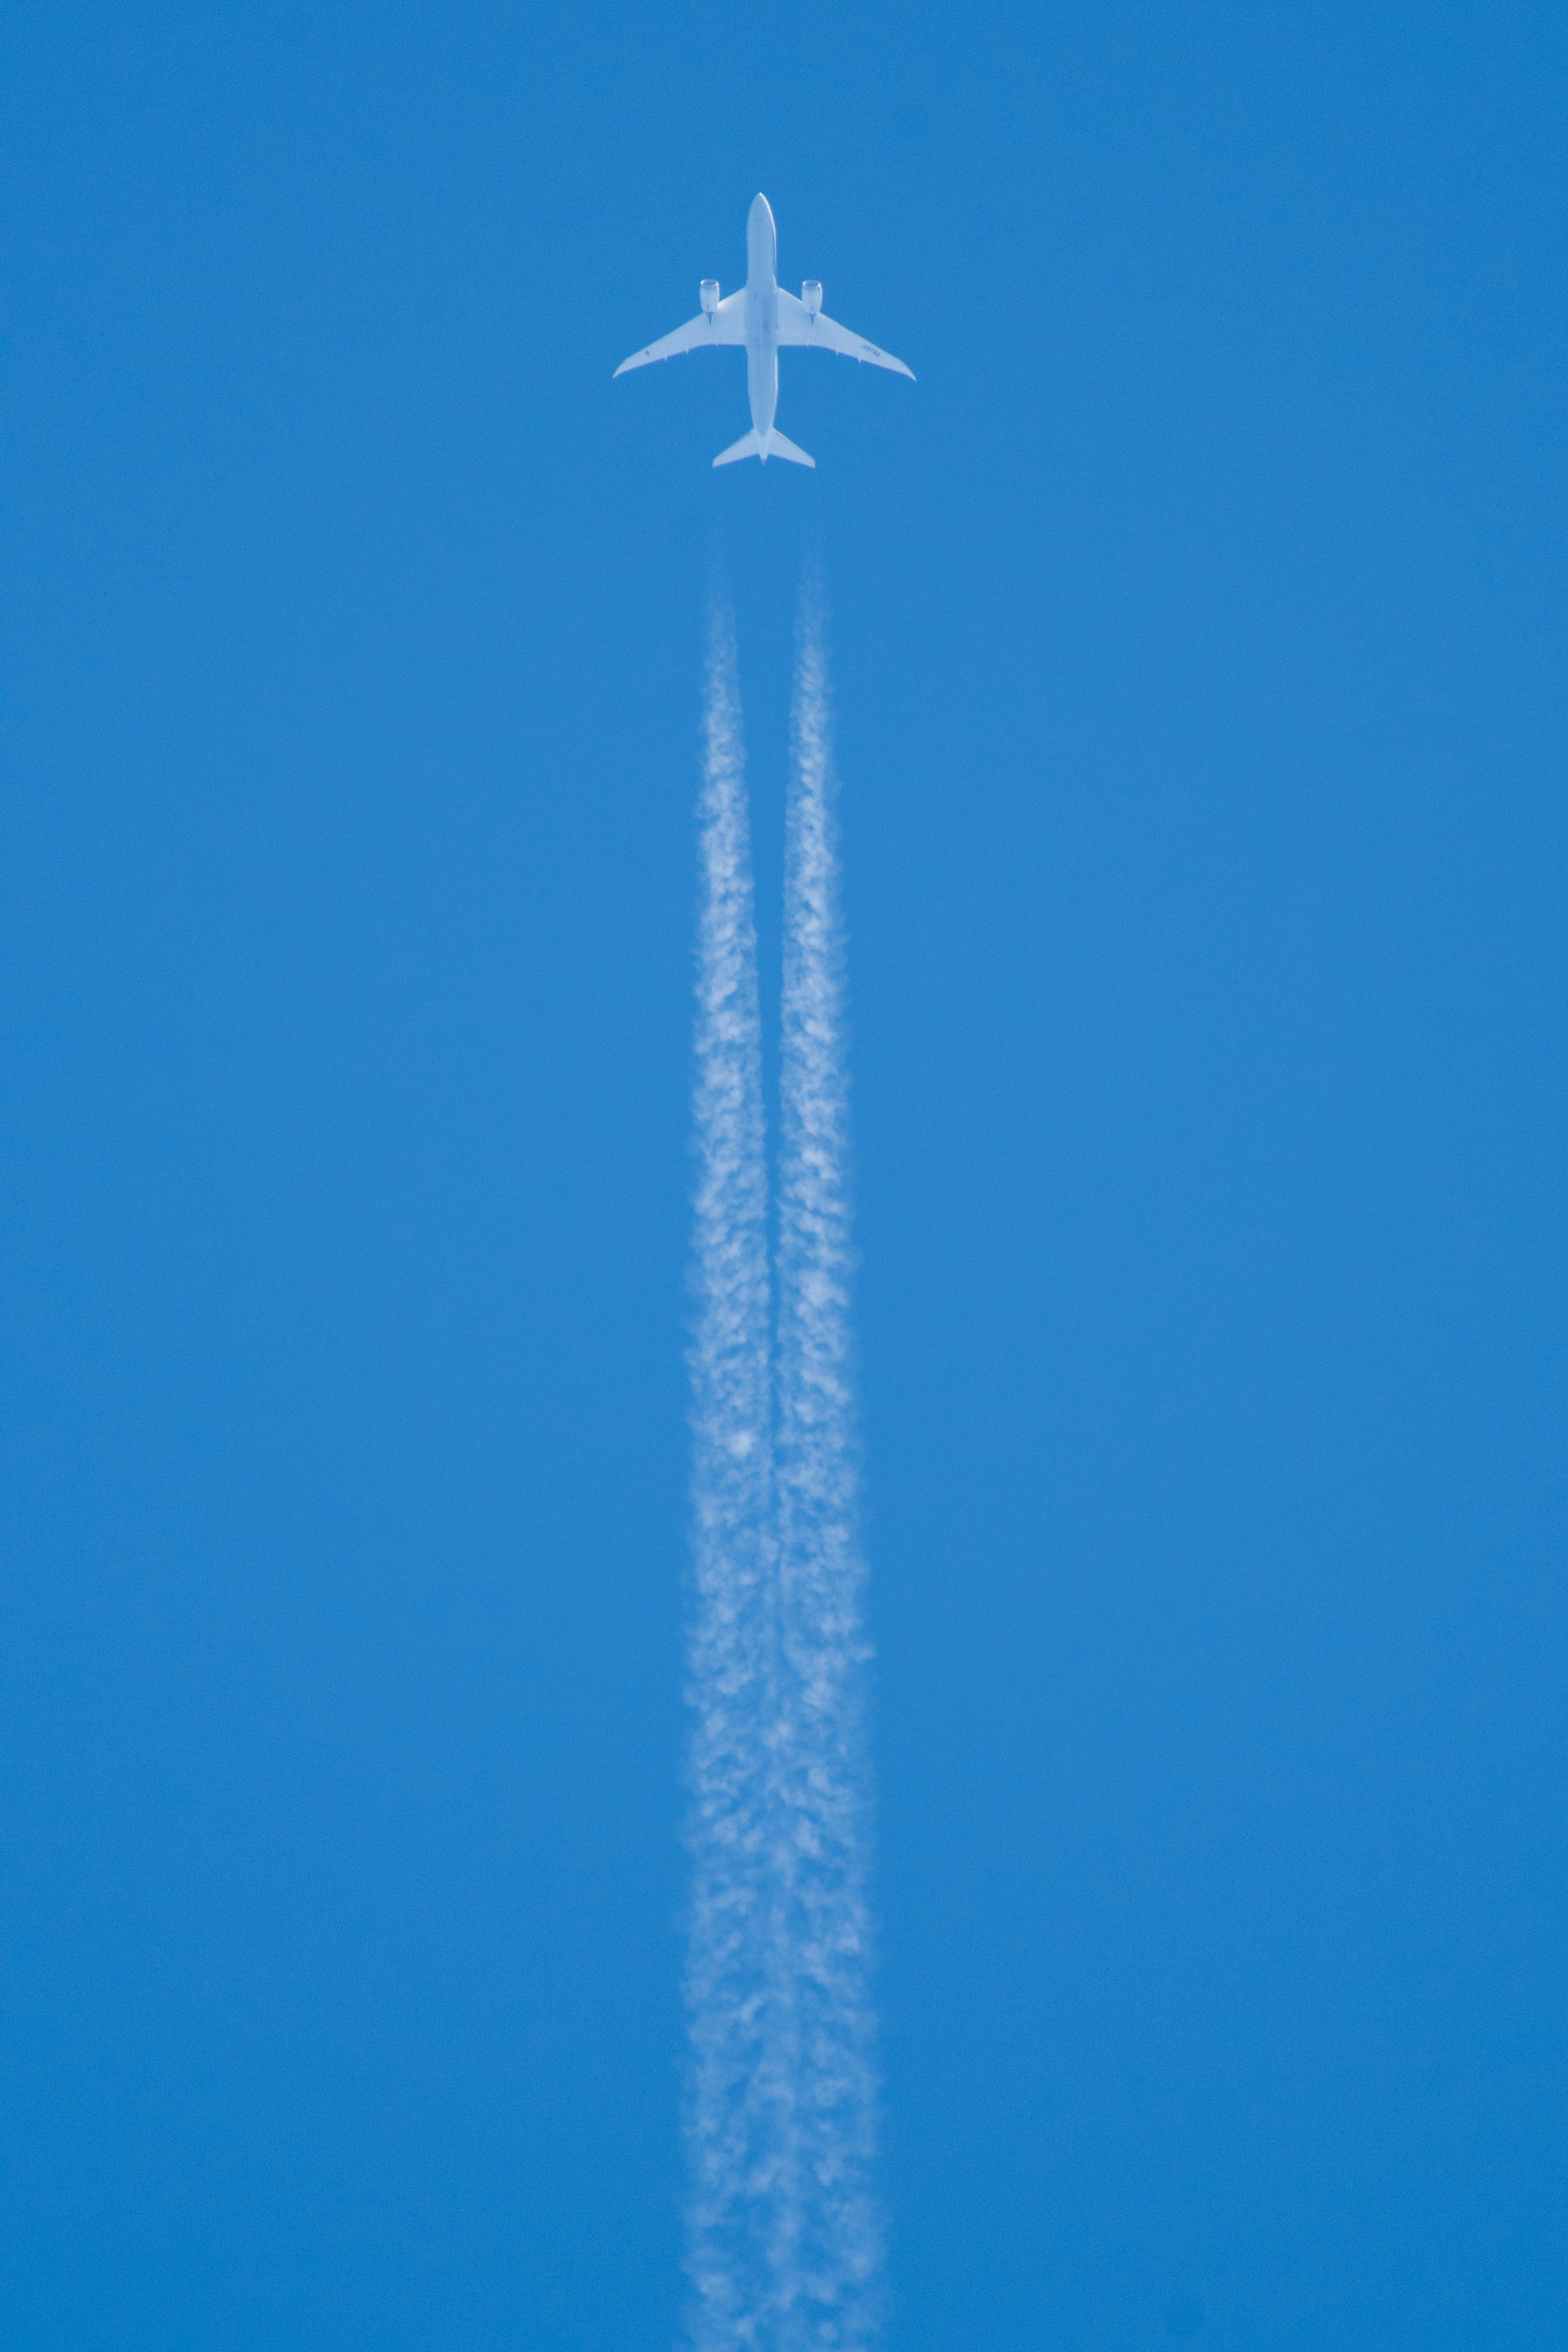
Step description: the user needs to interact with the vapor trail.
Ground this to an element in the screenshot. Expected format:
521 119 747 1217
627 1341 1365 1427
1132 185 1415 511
684 586 880 2352
773 587 882 2349
684 597 778 2348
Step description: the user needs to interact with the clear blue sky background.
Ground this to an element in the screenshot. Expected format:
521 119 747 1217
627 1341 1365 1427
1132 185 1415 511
3 3 1565 2346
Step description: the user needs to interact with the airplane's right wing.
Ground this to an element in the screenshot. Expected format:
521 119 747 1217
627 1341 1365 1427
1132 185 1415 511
776 287 914 377
615 292 746 376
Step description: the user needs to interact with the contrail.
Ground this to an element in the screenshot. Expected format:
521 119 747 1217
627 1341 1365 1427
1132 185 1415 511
772 586 881 2350
683 584 880 2352
684 596 778 2348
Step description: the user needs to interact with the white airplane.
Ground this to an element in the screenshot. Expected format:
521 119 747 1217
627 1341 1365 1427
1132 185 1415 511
614 193 913 469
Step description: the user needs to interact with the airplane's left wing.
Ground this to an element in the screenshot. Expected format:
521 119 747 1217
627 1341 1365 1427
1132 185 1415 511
615 291 746 375
776 287 914 378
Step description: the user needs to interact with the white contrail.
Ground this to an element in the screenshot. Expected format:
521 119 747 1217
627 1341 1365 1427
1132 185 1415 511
773 586 882 2350
683 587 880 2352
684 597 780 2349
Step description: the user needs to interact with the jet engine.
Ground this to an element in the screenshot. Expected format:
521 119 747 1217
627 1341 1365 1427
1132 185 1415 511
700 279 720 315
802 279 822 317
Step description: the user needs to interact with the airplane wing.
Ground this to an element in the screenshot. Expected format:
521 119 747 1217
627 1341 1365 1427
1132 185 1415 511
775 287 913 378
615 292 746 375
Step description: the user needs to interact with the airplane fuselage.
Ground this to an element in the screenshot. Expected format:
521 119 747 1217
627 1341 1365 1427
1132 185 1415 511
612 192 911 469
744 194 780 439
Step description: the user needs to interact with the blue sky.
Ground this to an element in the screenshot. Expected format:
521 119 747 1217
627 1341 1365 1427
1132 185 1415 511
3 2 1565 2345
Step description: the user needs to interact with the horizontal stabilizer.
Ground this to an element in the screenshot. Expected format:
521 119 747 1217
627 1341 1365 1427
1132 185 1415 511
763 428 815 468
712 426 817 470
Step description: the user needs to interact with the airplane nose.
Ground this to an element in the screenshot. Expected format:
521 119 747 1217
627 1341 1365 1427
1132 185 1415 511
749 192 775 230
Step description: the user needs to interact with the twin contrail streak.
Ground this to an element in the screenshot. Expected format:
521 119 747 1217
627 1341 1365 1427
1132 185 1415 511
684 586 880 2352
774 591 880 2348
685 600 777 2346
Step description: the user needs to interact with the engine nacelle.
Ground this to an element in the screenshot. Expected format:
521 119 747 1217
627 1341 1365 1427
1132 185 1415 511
802 279 822 318
700 279 720 316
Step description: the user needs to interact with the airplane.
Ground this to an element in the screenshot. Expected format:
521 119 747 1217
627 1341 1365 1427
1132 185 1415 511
614 193 913 469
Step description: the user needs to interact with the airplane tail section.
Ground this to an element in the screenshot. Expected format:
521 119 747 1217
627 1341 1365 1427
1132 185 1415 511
712 427 817 470
764 428 816 468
